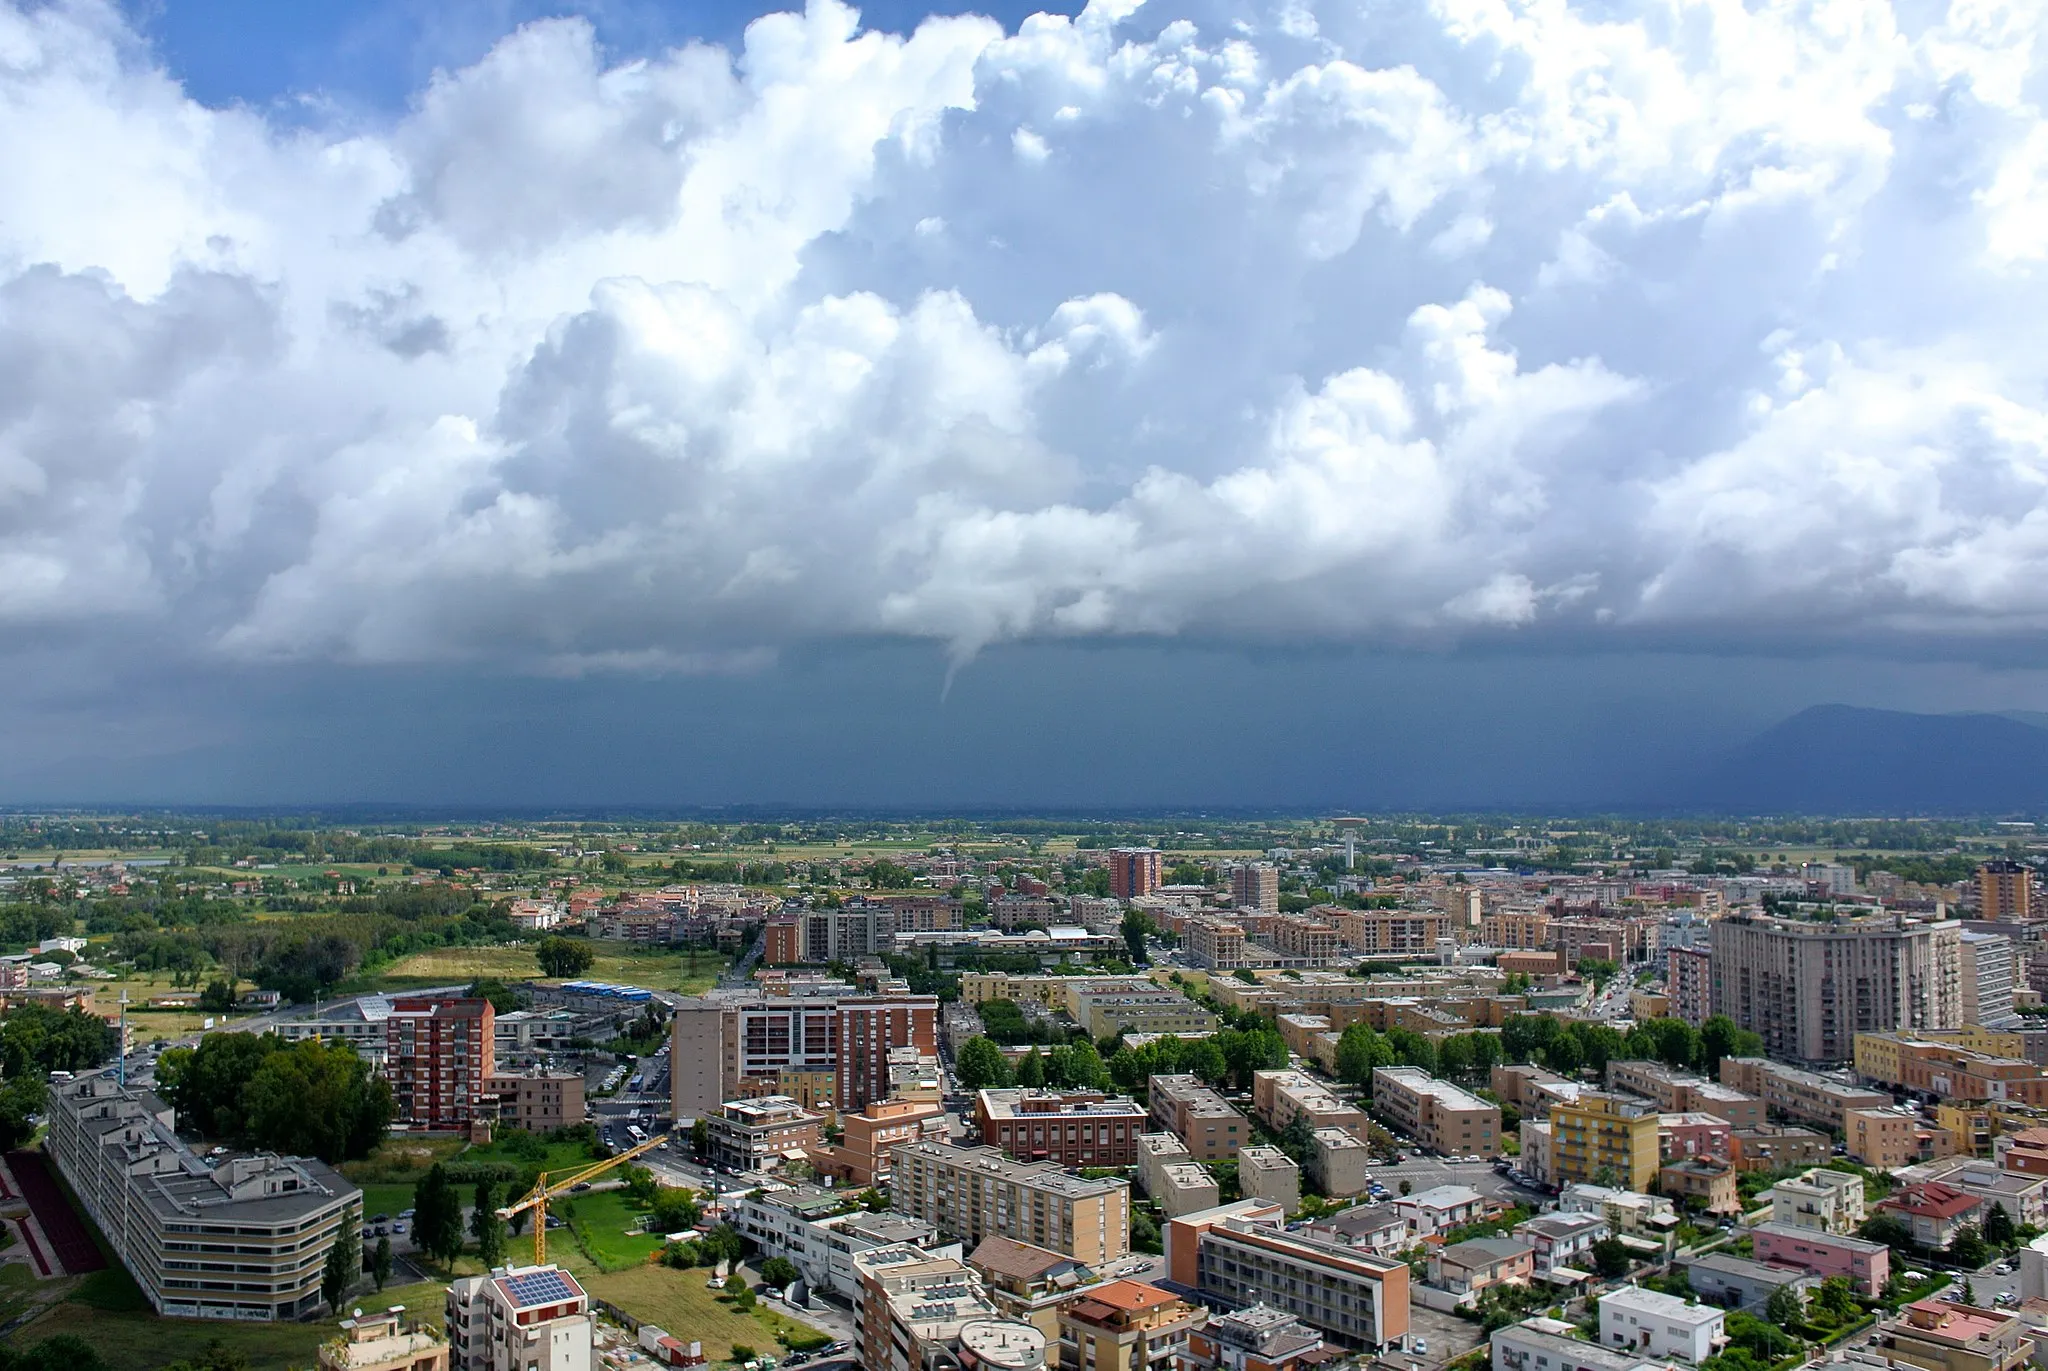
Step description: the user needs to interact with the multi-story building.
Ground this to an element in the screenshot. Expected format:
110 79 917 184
1059 1280 1206 1371
387 997 496 1129
1185 916 1249 970
493 1009 583 1064
669 993 940 1120
1239 1148 1301 1214
1875 1301 2033 1371
1657 1159 1738 1214
1186 1305 1330 1371
318 1307 450 1371
1717 1058 1890 1131
1491 1319 1667 1371
45 1069 361 1321
1979 861 2034 922
445 1265 592 1371
1657 1113 1732 1163
482 1069 585 1135
274 993 396 1065
890 1142 1130 1265
1550 1092 1660 1192
1710 913 1963 1064
1604 1062 1763 1130
1109 849 1164 901
1231 864 1280 915
1330 908 1448 956
1186 1217 1410 1349
706 1095 824 1173
853 1245 1048 1371
1482 908 1551 951
1846 1107 1930 1169
974 1089 1147 1167
1961 932 2020 1029
968 1236 1101 1345
1729 1124 1829 1173
1750 1224 1889 1295
730 1182 953 1300
1072 991 1220 1041
1252 1071 1366 1138
1148 1075 1249 1161
1309 1128 1372 1198
1598 1288 1724 1365
1514 1212 1608 1274
812 1096 948 1188
1855 1032 2048 1105
1430 1239 1534 1299
1266 914 1342 965
1371 1067 1501 1157
1667 947 1711 1027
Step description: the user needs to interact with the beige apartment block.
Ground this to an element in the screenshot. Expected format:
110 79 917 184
1147 1074 1250 1160
1711 913 1963 1065
1186 916 1249 970
1252 1070 1368 1137
1240 1147 1301 1214
1371 1066 1501 1156
890 1142 1130 1265
1330 908 1450 954
1311 1127 1373 1198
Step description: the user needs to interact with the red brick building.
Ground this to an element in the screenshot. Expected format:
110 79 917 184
1109 848 1163 900
975 1088 1147 1166
387 997 495 1128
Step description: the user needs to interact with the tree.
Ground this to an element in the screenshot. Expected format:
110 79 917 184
1335 1023 1396 1088
1948 1224 1990 1270
1590 1236 1631 1279
0 1335 111 1371
1859 1214 1914 1251
536 937 596 978
466 978 521 1013
371 1235 393 1292
1697 1015 1762 1075
1016 1046 1047 1087
759 1257 800 1289
1184 1038 1228 1085
413 1164 466 1269
241 1037 395 1163
1766 1283 1805 1328
1399 1179 1413 1197
323 1210 360 1314
691 1117 712 1158
1985 1201 2017 1250
199 978 236 1014
0 1003 119 1078
955 1036 1014 1090
650 1187 701 1233
0 1075 45 1151
1961 1277 1978 1307
1120 910 1153 965
472 1178 506 1269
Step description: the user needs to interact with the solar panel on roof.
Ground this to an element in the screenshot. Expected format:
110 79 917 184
501 1269 579 1307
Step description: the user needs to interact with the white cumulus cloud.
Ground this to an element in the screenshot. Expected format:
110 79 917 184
1 0 2047 674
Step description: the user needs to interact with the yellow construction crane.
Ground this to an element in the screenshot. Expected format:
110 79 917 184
498 1132 671 1265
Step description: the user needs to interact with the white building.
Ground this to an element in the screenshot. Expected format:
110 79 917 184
729 1183 960 1300
1599 1288 1724 1365
1396 1184 1487 1237
1515 1212 1609 1274
446 1265 592 1371
1494 1318 1673 1371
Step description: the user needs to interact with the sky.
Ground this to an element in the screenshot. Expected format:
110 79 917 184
4 0 2048 809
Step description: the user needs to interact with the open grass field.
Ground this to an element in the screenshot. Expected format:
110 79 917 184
371 943 726 995
583 1265 831 1363
558 1190 664 1271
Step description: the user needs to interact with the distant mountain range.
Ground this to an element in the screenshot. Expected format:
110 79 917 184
1689 704 2048 815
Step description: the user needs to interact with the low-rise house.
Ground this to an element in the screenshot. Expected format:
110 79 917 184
1303 1203 1408 1257
1492 1318 1674 1371
1658 1159 1739 1215
1559 1185 1679 1243
1875 1182 1982 1250
1679 1253 1816 1314
1397 1184 1489 1238
1599 1287 1724 1366
1058 1279 1206 1371
1750 1222 1890 1296
1768 1169 1866 1235
1431 1239 1534 1299
968 1236 1099 1346
1729 1124 1829 1174
1515 1212 1608 1274
1896 1158 2048 1229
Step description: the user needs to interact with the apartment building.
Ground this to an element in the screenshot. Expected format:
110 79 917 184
445 1265 592 1371
1514 1212 1608 1274
1846 1107 1931 1169
1148 1075 1249 1160
1109 849 1164 901
1186 1305 1330 1371
388 998 496 1128
975 1089 1147 1167
1657 1160 1738 1214
1310 1128 1372 1198
1874 1300 2032 1371
1482 909 1550 951
1232 864 1280 914
1189 1217 1410 1349
1979 861 2034 922
853 1245 1048 1371
1185 917 1249 970
1142 1142 1224 1219
1657 1113 1732 1163
482 1069 585 1135
319 1307 449 1371
1490 1065 1586 1115
969 1237 1101 1345
1710 913 1963 1064
889 1142 1131 1265
706 1096 824 1173
812 1097 948 1188
1252 1070 1367 1138
1072 991 1220 1040
1667 947 1711 1027
1430 1239 1534 1299
729 1182 952 1300
1603 1062 1763 1130
669 993 940 1120
1059 1280 1206 1371
1717 1058 1890 1132
1330 908 1449 956
45 1069 361 1322
1729 1125 1829 1173
959 973 1157 1014
1550 1092 1660 1192
1371 1067 1501 1157
1962 932 2020 1029
989 894 1064 931
1240 1148 1301 1214
1267 914 1342 965
1750 1223 1890 1296
1853 1033 2048 1106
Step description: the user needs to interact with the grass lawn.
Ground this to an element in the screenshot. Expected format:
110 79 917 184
338 1135 468 1186
558 1190 665 1271
583 1266 832 1365
371 943 726 996
358 1183 418 1223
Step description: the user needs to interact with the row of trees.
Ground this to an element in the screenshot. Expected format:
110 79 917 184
0 1004 122 1148
156 1033 394 1163
1498 1012 1761 1078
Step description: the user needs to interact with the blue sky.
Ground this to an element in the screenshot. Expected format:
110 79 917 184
3 0 2047 807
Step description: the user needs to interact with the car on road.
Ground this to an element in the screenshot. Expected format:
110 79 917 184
1414 1339 1427 1355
